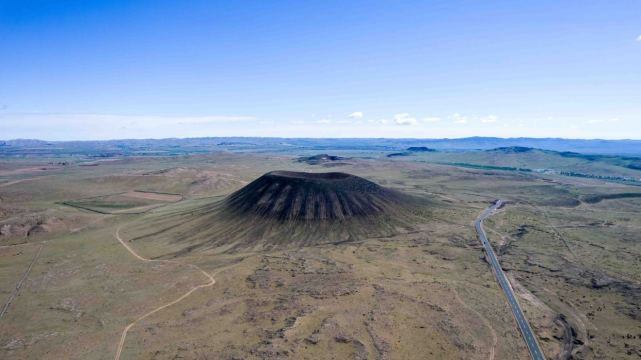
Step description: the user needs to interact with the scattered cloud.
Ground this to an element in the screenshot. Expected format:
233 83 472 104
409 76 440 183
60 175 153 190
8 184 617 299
637 34 641 42
587 118 620 124
393 113 418 126
348 111 364 119
422 117 441 123
480 115 498 123
451 113 467 124
1 112 637 140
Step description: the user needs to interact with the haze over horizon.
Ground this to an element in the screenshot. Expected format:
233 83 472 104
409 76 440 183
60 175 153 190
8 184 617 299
3 4 641 358
1 1 640 140
5 134 641 143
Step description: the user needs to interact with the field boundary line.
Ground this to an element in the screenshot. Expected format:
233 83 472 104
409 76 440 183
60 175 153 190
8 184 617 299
0 244 43 319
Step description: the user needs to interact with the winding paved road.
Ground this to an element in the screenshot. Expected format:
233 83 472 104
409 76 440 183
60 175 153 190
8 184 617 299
476 200 546 360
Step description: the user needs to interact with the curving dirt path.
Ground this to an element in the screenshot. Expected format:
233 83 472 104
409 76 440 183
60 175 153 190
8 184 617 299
0 175 52 188
113 227 217 360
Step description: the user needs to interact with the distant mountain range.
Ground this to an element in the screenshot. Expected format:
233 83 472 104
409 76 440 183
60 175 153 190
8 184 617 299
1 137 640 156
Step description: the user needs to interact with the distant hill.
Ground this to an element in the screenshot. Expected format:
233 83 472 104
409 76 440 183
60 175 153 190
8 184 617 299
296 154 347 165
422 146 641 184
387 146 437 157
2 137 640 157
488 146 535 153
406 146 436 152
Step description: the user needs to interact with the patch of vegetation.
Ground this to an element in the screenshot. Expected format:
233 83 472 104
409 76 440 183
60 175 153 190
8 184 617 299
582 193 641 204
559 171 641 185
488 146 534 153
446 162 533 172
625 163 641 170
406 146 436 152
296 154 347 165
386 152 411 158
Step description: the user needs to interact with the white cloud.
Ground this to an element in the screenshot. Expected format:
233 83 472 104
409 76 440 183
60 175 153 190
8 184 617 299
393 113 418 126
637 34 641 42
315 119 332 124
480 115 498 123
348 111 364 119
423 117 441 123
2 112 639 140
587 118 620 124
451 113 468 124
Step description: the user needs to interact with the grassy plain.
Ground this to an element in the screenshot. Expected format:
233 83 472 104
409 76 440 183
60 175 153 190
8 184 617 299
1 150 640 359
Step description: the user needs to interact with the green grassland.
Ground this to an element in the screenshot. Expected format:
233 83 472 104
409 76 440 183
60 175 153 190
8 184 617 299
1 150 640 359
385 147 641 185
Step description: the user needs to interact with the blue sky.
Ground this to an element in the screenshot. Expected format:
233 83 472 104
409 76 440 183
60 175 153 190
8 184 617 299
1 0 640 140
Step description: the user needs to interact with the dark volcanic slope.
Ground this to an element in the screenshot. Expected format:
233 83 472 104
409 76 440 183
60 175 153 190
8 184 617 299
128 171 430 255
224 171 405 221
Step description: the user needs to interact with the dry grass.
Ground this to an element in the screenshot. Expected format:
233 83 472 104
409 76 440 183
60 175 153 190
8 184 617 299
0 152 639 359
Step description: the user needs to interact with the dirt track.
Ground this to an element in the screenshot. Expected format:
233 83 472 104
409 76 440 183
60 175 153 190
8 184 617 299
113 227 217 360
0 244 43 320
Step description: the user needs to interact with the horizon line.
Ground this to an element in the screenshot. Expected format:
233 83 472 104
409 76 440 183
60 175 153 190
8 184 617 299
2 135 641 142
